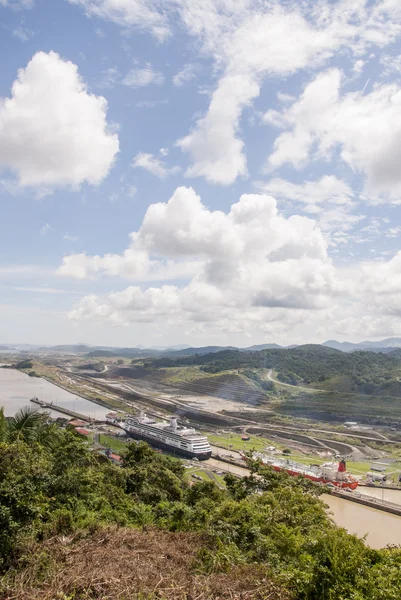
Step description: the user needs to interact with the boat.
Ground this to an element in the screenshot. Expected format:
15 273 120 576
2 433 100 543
107 412 212 460
247 452 359 489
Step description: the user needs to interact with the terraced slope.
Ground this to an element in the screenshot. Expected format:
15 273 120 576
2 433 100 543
160 373 267 405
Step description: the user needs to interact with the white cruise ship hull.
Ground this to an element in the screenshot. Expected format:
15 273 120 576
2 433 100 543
120 424 212 460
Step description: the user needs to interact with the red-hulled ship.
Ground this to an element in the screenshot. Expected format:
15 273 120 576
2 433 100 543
248 453 359 489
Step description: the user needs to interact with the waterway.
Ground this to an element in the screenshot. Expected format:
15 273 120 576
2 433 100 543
206 456 401 548
0 368 109 420
323 494 401 549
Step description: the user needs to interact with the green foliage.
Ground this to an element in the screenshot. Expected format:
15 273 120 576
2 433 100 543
147 344 401 394
15 360 33 370
0 414 400 599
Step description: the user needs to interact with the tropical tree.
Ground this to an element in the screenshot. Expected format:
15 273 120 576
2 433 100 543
0 406 58 446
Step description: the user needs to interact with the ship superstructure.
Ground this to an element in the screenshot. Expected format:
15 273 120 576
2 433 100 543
249 453 359 489
108 412 212 460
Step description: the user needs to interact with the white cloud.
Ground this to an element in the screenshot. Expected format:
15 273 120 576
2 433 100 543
64 233 78 241
62 186 339 329
0 51 119 189
173 64 196 87
66 0 170 41
132 152 179 178
380 53 401 78
266 68 401 199
255 176 354 207
136 99 168 108
40 223 52 236
66 1 401 186
0 0 34 8
174 1 401 185
63 185 401 340
126 185 137 198
98 66 120 89
12 23 34 41
122 64 164 88
177 73 258 184
353 59 365 74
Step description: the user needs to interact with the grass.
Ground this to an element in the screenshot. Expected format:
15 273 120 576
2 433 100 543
205 432 276 453
98 434 128 454
0 527 288 600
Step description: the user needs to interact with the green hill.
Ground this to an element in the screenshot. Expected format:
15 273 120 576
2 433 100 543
146 344 401 395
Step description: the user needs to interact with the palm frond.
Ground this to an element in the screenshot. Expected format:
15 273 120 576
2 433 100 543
6 406 48 443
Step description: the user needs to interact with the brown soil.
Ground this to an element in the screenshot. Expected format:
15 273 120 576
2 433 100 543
0 528 290 600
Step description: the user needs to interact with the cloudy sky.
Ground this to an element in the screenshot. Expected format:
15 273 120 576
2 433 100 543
2 0 401 347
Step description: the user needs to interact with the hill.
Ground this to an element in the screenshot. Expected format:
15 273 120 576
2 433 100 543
146 344 401 395
39 344 95 353
324 337 401 352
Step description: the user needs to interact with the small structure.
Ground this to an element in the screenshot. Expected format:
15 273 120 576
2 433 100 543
241 435 250 441
370 464 386 472
75 427 91 436
367 471 387 482
69 419 87 427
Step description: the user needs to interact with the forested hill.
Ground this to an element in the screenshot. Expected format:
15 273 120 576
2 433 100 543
146 344 401 392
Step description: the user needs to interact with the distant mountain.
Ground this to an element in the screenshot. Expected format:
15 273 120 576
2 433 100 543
167 346 237 357
86 350 120 358
324 338 401 353
243 343 283 352
39 344 95 353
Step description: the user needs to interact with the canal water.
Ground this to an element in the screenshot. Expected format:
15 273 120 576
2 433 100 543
0 368 109 420
323 494 401 549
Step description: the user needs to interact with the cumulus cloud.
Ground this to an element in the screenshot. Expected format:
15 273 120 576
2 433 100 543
0 51 119 189
132 152 180 178
266 68 401 199
174 0 401 185
65 1 401 186
62 186 340 327
61 185 401 340
123 64 164 88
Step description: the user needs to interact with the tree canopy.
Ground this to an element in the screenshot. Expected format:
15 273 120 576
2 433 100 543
0 413 399 599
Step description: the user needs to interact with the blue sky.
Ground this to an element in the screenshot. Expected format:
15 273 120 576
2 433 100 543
2 0 401 347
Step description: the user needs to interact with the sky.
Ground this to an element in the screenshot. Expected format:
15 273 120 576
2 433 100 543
2 0 401 348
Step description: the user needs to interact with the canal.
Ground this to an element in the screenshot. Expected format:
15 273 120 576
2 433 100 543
0 368 109 420
323 493 401 549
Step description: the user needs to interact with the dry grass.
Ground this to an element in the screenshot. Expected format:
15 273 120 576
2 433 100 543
0 527 290 600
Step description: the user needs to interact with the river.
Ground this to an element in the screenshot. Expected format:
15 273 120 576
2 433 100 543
0 368 109 420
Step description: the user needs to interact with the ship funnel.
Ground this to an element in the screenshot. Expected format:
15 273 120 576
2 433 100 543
338 459 347 473
170 417 178 430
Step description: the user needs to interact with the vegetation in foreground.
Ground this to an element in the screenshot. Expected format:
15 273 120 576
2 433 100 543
0 407 400 600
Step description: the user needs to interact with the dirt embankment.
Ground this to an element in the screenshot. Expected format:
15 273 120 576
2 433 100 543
0 527 290 600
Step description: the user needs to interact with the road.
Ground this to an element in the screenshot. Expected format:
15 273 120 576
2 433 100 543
266 369 326 393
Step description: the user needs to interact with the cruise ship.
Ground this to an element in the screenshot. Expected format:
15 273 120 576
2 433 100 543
107 412 212 460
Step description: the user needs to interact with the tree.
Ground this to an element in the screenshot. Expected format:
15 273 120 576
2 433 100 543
0 407 49 445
